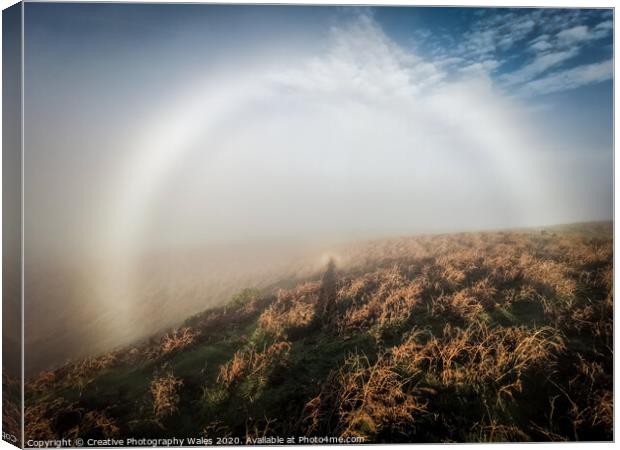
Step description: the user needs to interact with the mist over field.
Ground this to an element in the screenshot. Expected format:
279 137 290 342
21 5 612 374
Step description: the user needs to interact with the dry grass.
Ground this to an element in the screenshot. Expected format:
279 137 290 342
77 411 120 438
159 327 197 355
258 283 318 338
391 323 565 405
471 419 531 442
244 417 278 441
217 341 292 390
337 266 422 333
304 352 427 440
23 224 613 442
27 344 148 396
24 400 67 441
150 371 184 421
24 399 121 441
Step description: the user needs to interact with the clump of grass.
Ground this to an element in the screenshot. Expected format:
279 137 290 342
216 350 248 389
304 351 427 440
24 399 69 441
392 323 565 405
150 370 184 421
25 399 121 441
257 283 319 339
430 292 485 323
76 411 121 439
245 417 278 441
160 327 197 356
217 341 292 392
47 351 123 394
27 345 147 396
470 419 531 442
337 266 421 334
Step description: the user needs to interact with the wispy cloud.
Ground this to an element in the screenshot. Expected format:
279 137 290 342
557 22 613 46
595 20 613 32
460 58 500 76
457 11 538 58
500 47 580 86
422 9 612 96
557 25 590 45
528 35 553 53
520 58 613 96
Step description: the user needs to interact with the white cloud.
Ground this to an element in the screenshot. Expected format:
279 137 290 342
461 28 497 56
273 15 447 100
500 48 579 86
591 20 614 39
460 59 500 76
529 35 553 53
497 35 515 51
556 21 612 46
511 18 536 37
595 20 613 32
434 56 466 69
557 25 590 45
530 40 553 52
446 9 612 95
520 59 613 96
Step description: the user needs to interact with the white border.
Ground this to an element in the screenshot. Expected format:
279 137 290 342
0 1 616 450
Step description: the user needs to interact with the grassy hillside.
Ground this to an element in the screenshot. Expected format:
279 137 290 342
22 222 613 443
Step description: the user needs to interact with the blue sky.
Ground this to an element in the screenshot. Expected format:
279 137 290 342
22 4 613 261
378 8 612 94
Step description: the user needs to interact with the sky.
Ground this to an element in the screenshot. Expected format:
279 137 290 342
23 4 613 264
18 3 614 372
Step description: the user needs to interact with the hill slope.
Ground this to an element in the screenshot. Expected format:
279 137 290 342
22 222 613 443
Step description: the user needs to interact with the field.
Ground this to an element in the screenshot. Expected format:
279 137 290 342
19 222 613 443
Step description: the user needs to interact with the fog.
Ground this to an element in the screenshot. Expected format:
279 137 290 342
85 15 610 256
22 9 612 374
